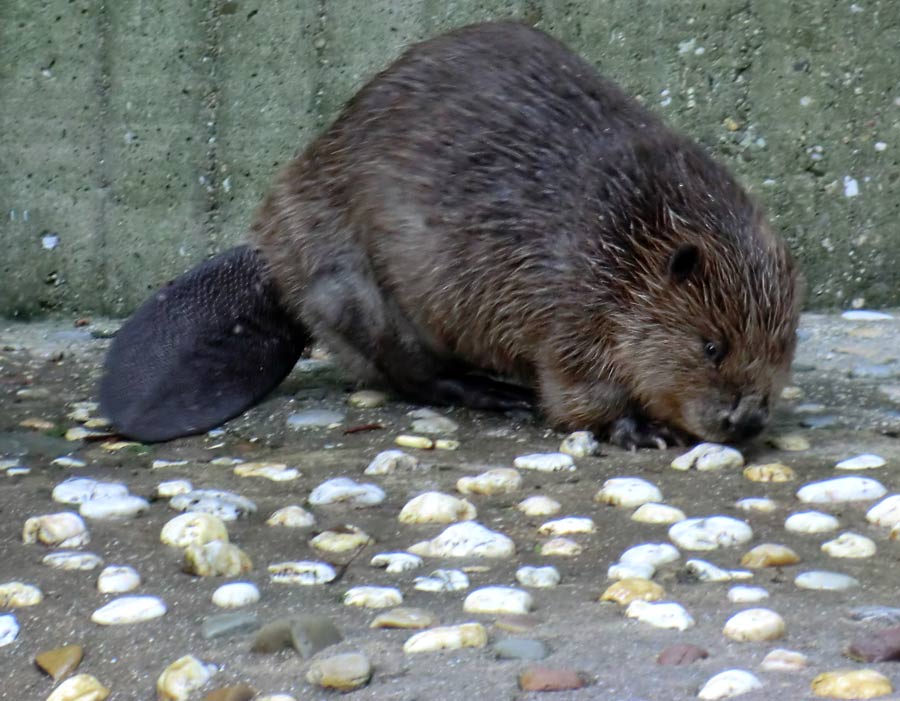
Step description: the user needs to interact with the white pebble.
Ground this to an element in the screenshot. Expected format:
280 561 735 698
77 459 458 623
286 409 344 428
347 389 387 407
796 476 886 503
842 309 893 321
156 480 193 498
43 551 103 570
22 512 89 548
698 669 763 700
97 565 141 594
540 537 583 557
625 600 694 630
517 495 562 517
836 453 886 470
727 586 769 603
234 462 300 481
463 586 533 615
457 468 522 495
411 415 458 434
735 497 777 513
0 614 19 647
398 492 476 524
537 516 594 536
671 443 744 471
364 450 418 475
631 503 686 524
723 608 785 641
821 532 876 558
212 582 260 608
266 505 315 528
669 517 753 551
760 648 808 672
51 457 87 468
608 562 655 580
344 586 403 608
156 655 216 701
91 595 167 624
370 552 423 574
52 477 128 504
794 570 859 591
408 522 515 559
0 582 43 607
866 494 900 528
686 559 751 582
80 495 149 519
559 431 599 458
268 561 337 585
513 452 575 472
516 565 560 588
785 511 840 534
308 477 385 507
414 569 469 592
620 543 680 568
169 489 256 521
161 513 229 548
403 622 487 653
595 477 662 507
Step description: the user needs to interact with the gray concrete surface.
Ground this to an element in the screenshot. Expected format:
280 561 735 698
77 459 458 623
2 1 899 317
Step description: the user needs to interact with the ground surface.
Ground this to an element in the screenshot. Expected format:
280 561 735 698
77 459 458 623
1 311 899 700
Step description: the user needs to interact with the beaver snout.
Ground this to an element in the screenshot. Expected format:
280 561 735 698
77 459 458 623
719 396 769 442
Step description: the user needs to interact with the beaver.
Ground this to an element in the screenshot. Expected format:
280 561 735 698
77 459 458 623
99 21 801 448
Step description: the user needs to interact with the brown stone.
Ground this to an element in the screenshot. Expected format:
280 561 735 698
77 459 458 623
656 643 709 665
204 685 256 701
518 667 591 692
845 625 900 662
34 644 83 681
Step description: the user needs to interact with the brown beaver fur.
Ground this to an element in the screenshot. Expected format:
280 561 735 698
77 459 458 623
100 21 801 447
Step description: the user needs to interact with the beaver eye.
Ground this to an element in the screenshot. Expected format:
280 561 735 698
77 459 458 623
703 341 725 364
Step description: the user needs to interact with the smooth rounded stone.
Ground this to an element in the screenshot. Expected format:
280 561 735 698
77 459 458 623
761 648 809 672
495 613 541 634
43 552 103 571
540 537 583 557
456 468 522 495
212 582 260 608
97 565 140 594
537 516 594 536
0 614 19 647
308 477 385 507
414 569 470 592
306 652 372 691
847 606 900 625
517 496 562 517
201 612 260 639
785 511 840 534
728 586 769 604
399 492 476 524
183 541 252 577
161 513 230 548
286 409 344 429
620 543 680 568
656 644 709 666
80 495 149 520
795 570 859 591
408 522 515 559
494 637 549 660
842 309 894 321
152 459 190 469
672 443 745 473
364 449 418 475
46 674 110 701
743 462 795 482
735 497 777 514
685 559 751 582
723 608 785 642
51 457 87 469
518 667 590 692
626 601 695 630
797 476 887 504
52 477 128 504
23 512 89 548
234 462 299 482
268 561 337 585
559 431 599 458
370 607 437 630
35 644 84 681
348 389 387 408
514 452 575 472
344 586 403 608
669 517 753 551
204 684 256 701
631 503 686 525
781 385 804 400
811 669 893 699
91 595 167 625
594 477 662 507
607 561 655 580
435 438 460 451
866 494 900 528
698 670 762 700
371 552 423 573
836 453 887 471
266 505 315 528
845 625 900 662
822 532 876 558
156 479 193 498
157 655 216 701
403 622 488 653
310 526 373 553
741 543 800 568
169 490 256 521
0 581 42 607
411 415 458 434
395 434 435 449
253 615 342 657
464 586 533 615
601 578 665 605
768 433 811 452
516 566 560 589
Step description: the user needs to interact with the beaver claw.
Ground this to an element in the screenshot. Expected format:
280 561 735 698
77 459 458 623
609 416 683 451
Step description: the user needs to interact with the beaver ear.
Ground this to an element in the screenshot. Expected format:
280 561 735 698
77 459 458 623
99 246 309 442
667 243 702 283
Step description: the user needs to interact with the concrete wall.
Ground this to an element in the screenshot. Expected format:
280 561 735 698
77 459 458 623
1 0 898 317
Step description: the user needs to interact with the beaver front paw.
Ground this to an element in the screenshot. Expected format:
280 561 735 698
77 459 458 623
609 416 685 451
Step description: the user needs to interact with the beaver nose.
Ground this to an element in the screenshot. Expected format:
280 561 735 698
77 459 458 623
720 399 768 441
